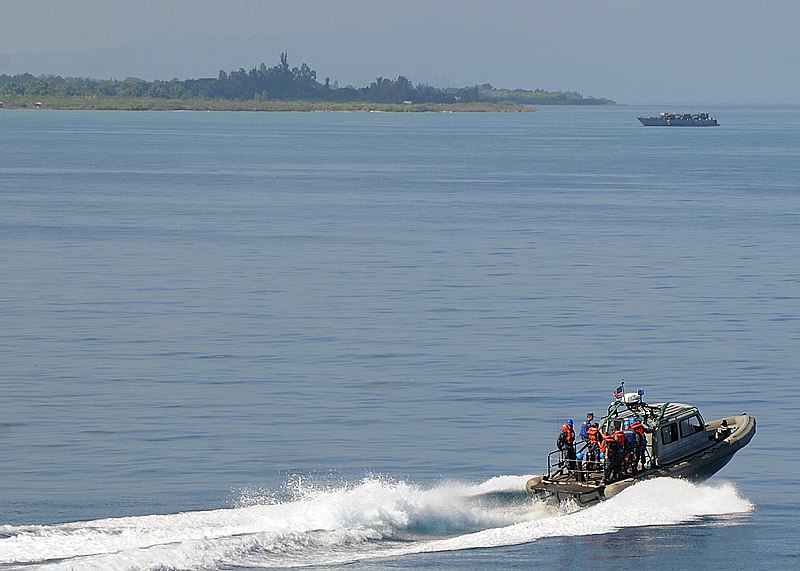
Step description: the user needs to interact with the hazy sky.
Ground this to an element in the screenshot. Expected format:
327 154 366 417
2 0 798 104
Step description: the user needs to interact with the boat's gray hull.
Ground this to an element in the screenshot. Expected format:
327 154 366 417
638 117 719 126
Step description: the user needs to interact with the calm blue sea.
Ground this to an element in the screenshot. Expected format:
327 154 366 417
1 105 798 570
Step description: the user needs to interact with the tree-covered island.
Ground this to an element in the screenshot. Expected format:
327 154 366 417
0 53 614 111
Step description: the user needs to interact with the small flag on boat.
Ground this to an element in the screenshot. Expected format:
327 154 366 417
613 385 624 400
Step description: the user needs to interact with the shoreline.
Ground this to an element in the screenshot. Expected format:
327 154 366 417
0 96 536 112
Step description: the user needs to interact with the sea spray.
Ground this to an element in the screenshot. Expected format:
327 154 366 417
0 476 753 571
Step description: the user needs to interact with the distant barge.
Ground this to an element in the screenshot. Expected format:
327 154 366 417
638 112 719 127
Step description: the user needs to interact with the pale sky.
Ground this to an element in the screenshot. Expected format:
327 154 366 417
1 0 798 104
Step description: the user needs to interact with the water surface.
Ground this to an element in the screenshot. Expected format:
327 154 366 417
1 106 798 569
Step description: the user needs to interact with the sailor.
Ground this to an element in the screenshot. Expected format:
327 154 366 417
623 419 637 474
612 425 626 480
601 431 617 482
630 419 647 472
580 412 595 441
556 419 577 471
585 422 601 470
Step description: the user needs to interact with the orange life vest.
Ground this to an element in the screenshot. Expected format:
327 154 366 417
560 425 574 444
587 426 599 442
613 429 625 446
630 421 645 434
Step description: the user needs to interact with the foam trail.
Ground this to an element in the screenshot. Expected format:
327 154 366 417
402 478 754 554
0 476 753 570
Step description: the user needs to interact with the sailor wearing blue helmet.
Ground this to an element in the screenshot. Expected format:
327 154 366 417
623 419 637 472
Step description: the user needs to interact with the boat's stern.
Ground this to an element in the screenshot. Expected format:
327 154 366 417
526 476 605 507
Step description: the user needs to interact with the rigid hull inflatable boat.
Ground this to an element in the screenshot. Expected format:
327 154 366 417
526 388 756 506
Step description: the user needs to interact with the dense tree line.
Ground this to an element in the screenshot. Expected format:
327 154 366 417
0 53 613 105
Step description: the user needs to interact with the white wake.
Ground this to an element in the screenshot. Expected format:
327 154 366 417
0 476 753 570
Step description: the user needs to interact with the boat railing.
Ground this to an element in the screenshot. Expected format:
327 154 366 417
546 446 604 482
546 441 658 483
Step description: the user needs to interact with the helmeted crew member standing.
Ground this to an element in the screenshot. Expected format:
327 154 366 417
557 419 577 471
623 419 637 474
601 430 617 482
630 419 647 472
611 425 626 481
585 422 601 470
